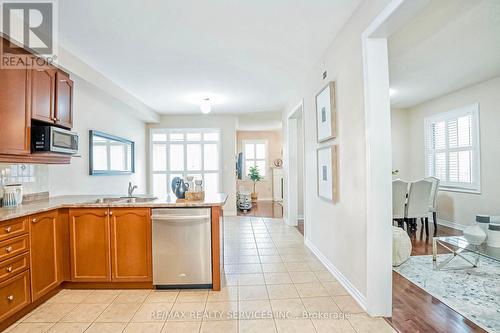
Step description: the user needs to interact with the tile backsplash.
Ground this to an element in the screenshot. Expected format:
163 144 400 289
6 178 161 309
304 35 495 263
0 163 49 195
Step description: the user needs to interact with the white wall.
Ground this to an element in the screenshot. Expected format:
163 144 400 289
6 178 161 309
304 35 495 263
390 108 410 179
282 0 392 301
49 76 147 195
237 112 282 131
401 76 500 227
147 115 237 215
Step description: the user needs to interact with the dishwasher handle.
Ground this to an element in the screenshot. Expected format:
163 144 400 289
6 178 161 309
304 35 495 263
151 215 211 221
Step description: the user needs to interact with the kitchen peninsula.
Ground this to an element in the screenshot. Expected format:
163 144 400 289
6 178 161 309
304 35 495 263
0 193 227 329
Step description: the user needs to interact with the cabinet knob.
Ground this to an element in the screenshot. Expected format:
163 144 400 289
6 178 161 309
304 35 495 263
6 295 14 302
109 211 113 216
5 246 12 253
6 266 13 273
4 226 12 233
32 218 37 223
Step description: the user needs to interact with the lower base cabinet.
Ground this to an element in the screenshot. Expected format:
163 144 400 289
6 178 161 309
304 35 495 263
110 208 152 282
69 208 152 282
0 270 30 322
69 209 111 282
29 210 59 301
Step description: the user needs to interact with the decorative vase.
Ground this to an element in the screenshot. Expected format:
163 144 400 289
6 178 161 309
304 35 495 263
251 192 258 203
463 224 487 245
171 177 189 199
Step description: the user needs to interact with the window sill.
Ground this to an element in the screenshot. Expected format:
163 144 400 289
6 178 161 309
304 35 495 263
439 186 481 195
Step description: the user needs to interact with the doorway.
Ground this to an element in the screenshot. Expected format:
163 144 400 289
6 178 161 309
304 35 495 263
286 101 306 236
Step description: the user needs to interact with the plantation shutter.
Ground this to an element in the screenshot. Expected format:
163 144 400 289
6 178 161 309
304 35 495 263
424 104 480 192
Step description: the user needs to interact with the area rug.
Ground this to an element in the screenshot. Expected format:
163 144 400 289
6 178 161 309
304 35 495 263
394 254 500 332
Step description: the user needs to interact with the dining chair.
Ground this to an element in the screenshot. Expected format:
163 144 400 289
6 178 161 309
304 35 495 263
425 176 440 234
406 179 433 235
392 179 409 229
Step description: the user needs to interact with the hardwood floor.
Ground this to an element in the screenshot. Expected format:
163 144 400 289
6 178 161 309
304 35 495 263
237 200 283 218
387 222 487 333
297 219 304 235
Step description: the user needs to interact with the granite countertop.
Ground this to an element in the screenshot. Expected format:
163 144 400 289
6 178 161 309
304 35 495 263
0 193 228 222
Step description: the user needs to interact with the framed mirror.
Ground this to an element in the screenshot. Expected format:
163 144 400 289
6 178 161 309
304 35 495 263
89 130 135 175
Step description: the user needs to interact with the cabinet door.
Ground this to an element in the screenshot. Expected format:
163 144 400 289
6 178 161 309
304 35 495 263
29 210 59 301
69 209 110 281
0 67 30 155
110 208 151 282
31 68 56 124
54 71 73 129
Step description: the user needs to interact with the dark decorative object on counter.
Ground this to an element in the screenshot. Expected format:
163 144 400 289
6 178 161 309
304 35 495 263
171 177 189 199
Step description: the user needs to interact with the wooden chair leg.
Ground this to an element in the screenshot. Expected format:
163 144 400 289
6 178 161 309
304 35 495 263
424 217 429 236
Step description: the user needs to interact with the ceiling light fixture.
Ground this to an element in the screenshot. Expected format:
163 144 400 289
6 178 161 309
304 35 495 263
200 98 212 114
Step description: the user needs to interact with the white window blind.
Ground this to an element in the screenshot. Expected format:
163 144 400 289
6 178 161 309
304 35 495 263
424 103 481 193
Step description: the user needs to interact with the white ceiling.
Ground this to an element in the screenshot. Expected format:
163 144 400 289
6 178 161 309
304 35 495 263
388 0 500 109
58 0 361 114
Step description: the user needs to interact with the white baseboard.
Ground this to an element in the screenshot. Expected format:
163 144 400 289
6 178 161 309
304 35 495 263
437 218 466 231
224 210 237 217
304 238 367 311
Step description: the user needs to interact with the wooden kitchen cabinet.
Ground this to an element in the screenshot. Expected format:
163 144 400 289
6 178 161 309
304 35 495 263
54 70 73 128
31 68 73 129
0 67 31 156
31 68 56 124
110 208 152 282
29 210 59 301
0 36 74 164
69 209 111 282
0 270 31 322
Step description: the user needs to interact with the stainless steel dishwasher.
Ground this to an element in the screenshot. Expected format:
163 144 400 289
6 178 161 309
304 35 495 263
152 208 212 288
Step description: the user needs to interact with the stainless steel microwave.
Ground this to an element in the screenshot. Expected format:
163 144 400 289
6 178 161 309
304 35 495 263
31 125 79 154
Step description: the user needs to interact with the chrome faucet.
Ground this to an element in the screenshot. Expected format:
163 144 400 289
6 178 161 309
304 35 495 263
128 182 138 197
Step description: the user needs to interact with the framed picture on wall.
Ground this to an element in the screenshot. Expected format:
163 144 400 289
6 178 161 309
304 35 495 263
317 145 338 202
315 81 337 142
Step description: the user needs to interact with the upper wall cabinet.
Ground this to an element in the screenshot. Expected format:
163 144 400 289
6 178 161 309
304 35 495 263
54 71 74 129
0 36 73 164
31 69 73 129
31 68 56 124
0 67 31 156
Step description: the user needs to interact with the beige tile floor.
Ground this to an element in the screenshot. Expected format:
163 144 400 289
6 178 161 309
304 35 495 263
5 216 394 333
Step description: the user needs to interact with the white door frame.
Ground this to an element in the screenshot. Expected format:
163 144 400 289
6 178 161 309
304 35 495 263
362 0 427 316
285 100 306 232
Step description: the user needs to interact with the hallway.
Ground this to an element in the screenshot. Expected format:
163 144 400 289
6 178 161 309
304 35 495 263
221 216 394 332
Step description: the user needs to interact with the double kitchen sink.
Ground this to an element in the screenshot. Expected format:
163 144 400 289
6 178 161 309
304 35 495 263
89 196 158 204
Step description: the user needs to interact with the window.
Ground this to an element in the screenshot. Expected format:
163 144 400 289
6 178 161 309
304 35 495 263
150 129 221 197
424 103 481 193
243 140 268 178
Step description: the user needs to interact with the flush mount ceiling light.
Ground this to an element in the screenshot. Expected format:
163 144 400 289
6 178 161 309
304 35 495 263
185 93 227 113
200 98 212 114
